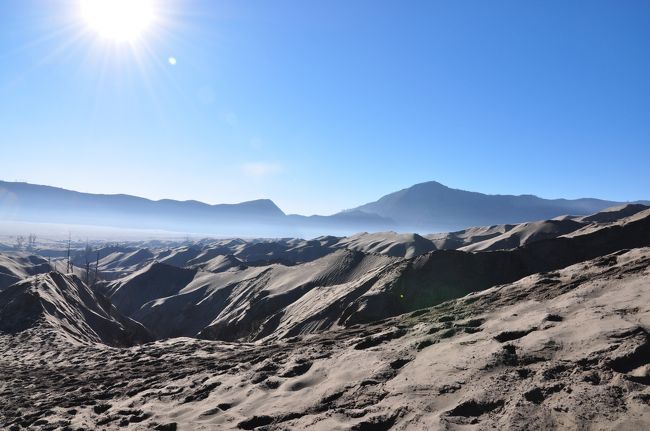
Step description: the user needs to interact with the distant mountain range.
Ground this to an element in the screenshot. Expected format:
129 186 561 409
346 181 650 231
0 180 647 236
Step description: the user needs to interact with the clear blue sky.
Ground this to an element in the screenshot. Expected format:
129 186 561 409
1 1 649 215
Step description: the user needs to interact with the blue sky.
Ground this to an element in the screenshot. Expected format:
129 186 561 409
1 1 649 215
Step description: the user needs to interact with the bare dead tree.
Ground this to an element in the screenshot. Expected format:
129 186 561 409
15 235 25 250
94 250 100 285
66 233 72 274
84 241 92 284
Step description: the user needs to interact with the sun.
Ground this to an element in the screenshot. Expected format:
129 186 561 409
81 0 156 42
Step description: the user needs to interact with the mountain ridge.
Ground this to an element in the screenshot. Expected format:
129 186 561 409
347 180 649 230
1 179 648 235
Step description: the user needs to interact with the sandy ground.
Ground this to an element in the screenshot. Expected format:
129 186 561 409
1 247 649 430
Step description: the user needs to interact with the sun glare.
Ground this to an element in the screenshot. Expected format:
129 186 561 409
81 0 155 42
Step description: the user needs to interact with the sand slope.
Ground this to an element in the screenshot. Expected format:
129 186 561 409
430 203 649 252
96 207 650 343
1 248 648 429
458 219 584 252
334 232 436 258
0 253 52 291
0 272 151 346
127 250 397 340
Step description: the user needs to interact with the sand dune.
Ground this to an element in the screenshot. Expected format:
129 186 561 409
107 263 198 317
458 219 584 252
0 253 52 291
438 204 650 252
81 205 650 345
427 223 515 249
578 203 649 223
334 232 436 258
0 272 150 346
128 250 397 340
1 205 649 429
1 248 648 429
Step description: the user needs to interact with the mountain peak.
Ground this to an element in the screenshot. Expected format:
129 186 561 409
350 180 625 231
234 199 285 215
411 180 447 189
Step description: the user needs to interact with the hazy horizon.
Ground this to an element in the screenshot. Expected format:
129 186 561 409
2 178 649 218
2 1 650 215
